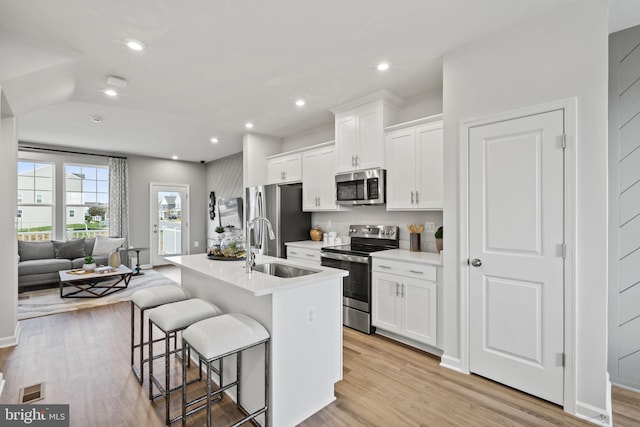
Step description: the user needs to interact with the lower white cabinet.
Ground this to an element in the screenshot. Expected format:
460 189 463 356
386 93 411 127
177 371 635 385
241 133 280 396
286 246 321 267
372 260 437 347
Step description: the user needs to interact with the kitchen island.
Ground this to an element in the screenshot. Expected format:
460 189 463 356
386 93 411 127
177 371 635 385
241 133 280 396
165 254 347 427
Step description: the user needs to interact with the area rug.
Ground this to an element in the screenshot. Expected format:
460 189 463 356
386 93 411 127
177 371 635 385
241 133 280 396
17 270 179 320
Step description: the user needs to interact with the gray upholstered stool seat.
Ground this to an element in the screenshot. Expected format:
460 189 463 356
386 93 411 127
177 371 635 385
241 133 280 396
181 313 270 427
130 285 189 384
148 298 222 425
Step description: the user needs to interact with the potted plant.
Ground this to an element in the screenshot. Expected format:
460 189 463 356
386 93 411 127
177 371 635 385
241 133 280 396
83 255 96 272
435 226 443 252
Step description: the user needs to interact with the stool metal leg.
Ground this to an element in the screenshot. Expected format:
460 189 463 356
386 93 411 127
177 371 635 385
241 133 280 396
148 318 154 399
265 341 270 427
165 329 171 425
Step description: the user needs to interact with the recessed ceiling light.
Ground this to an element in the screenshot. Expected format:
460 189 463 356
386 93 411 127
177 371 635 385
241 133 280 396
172 155 178 160
210 137 219 143
295 99 306 107
245 122 254 129
125 39 145 51
103 88 118 97
377 62 390 71
89 115 103 123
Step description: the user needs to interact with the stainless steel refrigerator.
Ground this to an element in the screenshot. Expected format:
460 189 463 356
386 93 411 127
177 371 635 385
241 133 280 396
245 183 311 258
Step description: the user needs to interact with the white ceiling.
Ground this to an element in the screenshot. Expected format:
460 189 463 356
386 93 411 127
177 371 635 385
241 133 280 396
0 0 627 162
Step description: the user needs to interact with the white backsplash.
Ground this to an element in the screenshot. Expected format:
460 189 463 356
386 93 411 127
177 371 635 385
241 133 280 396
312 207 443 253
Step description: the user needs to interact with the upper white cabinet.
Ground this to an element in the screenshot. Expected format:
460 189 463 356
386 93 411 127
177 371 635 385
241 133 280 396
331 91 402 173
385 115 443 210
266 152 302 184
302 144 343 211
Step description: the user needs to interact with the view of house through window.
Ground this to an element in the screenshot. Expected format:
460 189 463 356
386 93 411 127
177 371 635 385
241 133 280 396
65 164 109 239
17 161 54 241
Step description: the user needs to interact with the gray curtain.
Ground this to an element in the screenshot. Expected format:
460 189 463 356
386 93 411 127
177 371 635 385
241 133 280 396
109 157 129 246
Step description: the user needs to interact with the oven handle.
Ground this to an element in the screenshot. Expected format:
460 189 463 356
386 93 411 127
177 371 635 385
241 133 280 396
321 252 369 264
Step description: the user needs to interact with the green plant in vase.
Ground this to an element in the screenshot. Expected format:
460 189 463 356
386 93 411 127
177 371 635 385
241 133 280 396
435 226 443 252
83 255 96 272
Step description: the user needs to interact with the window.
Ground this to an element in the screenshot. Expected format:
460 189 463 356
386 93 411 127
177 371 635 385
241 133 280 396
65 164 109 239
17 161 54 241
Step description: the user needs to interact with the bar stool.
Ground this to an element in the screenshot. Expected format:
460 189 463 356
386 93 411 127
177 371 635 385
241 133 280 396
130 285 189 384
181 313 270 427
149 298 223 425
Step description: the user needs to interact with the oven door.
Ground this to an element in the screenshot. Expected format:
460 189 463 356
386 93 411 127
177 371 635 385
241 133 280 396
320 252 370 312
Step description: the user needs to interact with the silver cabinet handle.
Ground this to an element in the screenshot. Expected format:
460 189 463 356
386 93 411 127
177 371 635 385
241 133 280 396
416 191 419 204
289 251 298 255
379 265 391 269
401 283 405 297
470 258 482 267
411 191 414 204
355 155 359 167
306 253 315 258
351 155 355 167
396 282 399 296
409 270 423 274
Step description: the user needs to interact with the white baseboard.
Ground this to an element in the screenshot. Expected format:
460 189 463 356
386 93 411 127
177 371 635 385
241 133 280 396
0 322 21 348
575 400 611 426
374 329 443 357
0 372 4 399
440 354 465 373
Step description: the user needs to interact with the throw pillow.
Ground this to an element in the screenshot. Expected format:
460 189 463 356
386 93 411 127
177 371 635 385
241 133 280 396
92 235 125 256
52 239 86 260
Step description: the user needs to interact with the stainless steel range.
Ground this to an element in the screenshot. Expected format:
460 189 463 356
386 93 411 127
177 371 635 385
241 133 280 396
320 225 399 334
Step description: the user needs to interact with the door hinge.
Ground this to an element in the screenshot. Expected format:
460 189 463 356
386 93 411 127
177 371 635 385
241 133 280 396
560 134 567 149
562 243 567 259
558 352 565 367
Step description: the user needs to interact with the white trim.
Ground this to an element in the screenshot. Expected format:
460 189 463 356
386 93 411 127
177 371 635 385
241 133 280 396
0 372 5 399
439 355 464 373
0 322 21 348
575 400 611 426
458 98 577 413
149 183 191 266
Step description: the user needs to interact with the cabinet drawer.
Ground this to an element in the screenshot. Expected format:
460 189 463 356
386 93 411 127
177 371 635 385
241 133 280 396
372 258 436 281
287 247 321 264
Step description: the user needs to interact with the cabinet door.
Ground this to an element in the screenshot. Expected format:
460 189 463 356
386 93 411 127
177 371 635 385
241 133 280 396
385 129 417 210
283 155 302 182
335 114 358 172
372 273 401 333
401 276 437 346
267 158 284 184
416 124 443 209
356 105 383 170
317 148 338 210
302 151 322 211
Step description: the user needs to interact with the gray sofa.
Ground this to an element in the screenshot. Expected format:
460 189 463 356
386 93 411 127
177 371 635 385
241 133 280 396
18 237 129 291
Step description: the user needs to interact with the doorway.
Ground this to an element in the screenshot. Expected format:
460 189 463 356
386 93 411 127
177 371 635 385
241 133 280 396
149 183 189 266
459 99 577 409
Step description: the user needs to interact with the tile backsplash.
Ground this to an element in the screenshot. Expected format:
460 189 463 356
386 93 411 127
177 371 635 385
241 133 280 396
312 207 443 253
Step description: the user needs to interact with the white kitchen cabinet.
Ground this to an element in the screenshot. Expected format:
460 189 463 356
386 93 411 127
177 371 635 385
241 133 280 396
385 116 443 210
286 246 321 267
331 91 401 173
302 144 344 211
372 258 437 347
267 153 302 184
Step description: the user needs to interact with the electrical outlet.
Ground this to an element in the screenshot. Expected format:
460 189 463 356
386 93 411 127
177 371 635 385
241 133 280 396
306 305 316 325
194 240 199 247
424 222 436 233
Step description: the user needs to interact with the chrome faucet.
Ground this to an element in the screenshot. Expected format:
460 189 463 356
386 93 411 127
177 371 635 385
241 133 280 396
246 216 275 272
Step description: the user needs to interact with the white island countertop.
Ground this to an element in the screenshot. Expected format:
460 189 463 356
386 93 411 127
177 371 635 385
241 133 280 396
370 249 442 266
165 254 347 297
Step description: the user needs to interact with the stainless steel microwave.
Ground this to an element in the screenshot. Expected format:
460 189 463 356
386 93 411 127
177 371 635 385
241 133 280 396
335 168 386 206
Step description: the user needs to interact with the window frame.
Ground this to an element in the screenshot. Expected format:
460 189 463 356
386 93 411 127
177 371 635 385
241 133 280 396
63 163 110 240
17 160 55 241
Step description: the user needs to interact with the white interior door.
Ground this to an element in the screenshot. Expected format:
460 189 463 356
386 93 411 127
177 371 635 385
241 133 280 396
150 183 189 266
468 110 565 405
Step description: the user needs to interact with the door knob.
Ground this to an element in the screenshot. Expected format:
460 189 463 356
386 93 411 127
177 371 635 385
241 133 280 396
470 258 482 267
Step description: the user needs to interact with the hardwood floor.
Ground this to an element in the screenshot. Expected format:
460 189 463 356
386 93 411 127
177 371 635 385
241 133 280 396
0 298 638 426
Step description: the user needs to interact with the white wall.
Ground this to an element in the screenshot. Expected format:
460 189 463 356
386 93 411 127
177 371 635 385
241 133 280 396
242 133 282 188
282 123 334 152
442 0 609 419
0 90 18 348
127 155 207 265
397 89 443 123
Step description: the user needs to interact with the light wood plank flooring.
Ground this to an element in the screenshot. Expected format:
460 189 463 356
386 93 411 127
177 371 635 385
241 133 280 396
0 291 638 426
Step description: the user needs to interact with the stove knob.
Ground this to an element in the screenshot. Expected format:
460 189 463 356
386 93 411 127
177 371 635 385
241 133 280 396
389 230 395 235
385 230 391 235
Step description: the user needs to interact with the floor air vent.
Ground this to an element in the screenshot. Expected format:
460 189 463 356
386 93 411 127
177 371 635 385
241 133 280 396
19 382 45 403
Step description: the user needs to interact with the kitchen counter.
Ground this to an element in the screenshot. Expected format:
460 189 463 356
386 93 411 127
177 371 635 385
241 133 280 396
166 253 346 427
165 253 345 296
370 249 442 266
284 240 326 250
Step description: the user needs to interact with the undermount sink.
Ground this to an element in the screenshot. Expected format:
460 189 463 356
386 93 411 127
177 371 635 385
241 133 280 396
251 263 320 278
